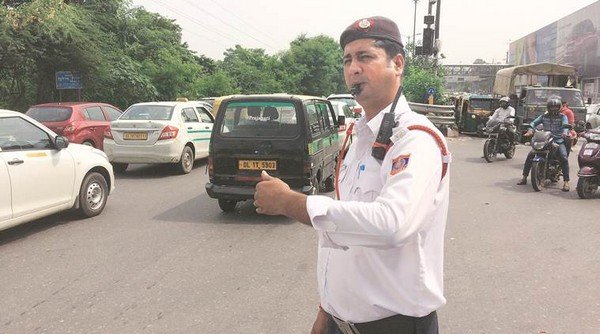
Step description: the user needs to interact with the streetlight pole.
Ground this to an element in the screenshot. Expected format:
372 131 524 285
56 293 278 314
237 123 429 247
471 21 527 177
413 0 419 51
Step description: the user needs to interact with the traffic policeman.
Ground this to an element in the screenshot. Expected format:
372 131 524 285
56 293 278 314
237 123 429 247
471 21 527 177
254 16 450 334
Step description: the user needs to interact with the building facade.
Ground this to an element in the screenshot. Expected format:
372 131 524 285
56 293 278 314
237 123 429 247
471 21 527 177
509 1 600 103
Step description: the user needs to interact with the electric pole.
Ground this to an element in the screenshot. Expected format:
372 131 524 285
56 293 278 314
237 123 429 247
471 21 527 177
413 0 419 50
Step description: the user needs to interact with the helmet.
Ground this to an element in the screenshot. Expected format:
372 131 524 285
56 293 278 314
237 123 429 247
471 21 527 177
546 97 562 115
499 96 510 108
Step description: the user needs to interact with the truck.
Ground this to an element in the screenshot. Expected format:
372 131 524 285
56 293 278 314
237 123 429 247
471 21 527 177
493 62 587 135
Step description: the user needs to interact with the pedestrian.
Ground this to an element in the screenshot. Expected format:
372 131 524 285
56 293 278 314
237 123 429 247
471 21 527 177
253 16 451 334
560 99 576 155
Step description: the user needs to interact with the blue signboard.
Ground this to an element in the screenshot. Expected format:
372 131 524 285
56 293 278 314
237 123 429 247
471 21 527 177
55 71 82 90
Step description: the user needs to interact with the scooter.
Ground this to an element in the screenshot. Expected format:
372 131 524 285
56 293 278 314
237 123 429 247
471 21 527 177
576 127 600 199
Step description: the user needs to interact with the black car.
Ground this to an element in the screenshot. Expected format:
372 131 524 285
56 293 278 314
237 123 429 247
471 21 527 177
205 94 342 212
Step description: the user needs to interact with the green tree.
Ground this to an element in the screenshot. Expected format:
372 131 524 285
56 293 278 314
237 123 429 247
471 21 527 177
280 34 346 96
220 45 283 94
403 54 447 104
0 0 210 110
191 70 239 97
1 0 109 110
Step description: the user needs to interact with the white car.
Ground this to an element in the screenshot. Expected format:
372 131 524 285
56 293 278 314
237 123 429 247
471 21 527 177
327 93 364 116
103 101 214 174
0 109 115 232
329 100 358 148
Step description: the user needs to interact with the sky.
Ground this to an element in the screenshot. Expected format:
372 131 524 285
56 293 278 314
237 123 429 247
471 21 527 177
130 0 599 65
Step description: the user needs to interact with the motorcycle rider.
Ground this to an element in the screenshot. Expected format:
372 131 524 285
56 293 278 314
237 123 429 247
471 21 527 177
486 96 516 141
486 96 515 126
517 97 571 191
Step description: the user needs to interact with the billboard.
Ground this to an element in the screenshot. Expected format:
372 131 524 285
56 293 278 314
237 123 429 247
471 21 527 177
509 1 600 78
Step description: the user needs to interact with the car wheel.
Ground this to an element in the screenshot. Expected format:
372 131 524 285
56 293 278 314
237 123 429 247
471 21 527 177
78 172 108 218
178 146 194 174
82 140 95 148
218 199 237 212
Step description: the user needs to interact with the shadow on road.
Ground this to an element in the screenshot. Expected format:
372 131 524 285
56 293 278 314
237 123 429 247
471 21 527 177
114 159 208 180
494 177 590 200
153 194 296 226
0 210 79 246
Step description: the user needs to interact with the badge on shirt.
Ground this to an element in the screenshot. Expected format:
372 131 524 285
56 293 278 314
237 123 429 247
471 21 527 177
390 154 410 175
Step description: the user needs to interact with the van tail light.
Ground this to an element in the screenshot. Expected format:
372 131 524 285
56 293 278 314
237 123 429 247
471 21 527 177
159 125 179 140
103 127 113 139
63 125 76 135
207 156 214 178
353 107 362 116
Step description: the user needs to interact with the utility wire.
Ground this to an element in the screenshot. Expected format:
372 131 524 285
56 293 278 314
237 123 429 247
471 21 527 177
150 0 241 47
181 0 276 50
205 0 282 46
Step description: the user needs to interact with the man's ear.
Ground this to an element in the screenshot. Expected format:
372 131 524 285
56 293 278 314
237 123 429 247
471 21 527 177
393 54 405 76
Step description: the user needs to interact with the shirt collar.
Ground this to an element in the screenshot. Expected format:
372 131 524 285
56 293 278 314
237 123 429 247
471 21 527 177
356 95 410 136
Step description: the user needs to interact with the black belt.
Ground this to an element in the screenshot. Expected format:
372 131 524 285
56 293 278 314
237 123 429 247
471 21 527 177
329 311 438 334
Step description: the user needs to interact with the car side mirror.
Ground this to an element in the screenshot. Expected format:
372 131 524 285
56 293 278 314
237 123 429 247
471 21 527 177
337 115 345 127
55 136 69 150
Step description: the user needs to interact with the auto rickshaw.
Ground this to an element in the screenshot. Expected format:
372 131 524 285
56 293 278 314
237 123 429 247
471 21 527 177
454 93 496 136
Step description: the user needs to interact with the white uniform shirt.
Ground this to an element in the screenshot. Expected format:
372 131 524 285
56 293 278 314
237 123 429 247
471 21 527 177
486 106 515 126
306 95 450 323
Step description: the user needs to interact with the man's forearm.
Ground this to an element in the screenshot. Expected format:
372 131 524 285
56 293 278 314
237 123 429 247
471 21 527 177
283 191 312 225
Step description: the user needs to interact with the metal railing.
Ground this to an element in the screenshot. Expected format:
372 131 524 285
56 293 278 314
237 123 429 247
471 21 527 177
408 102 456 128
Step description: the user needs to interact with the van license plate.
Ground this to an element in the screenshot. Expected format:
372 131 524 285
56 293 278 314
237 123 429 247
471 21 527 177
123 132 148 140
238 160 277 170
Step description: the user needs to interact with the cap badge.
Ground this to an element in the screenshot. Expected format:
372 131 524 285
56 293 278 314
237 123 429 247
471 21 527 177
358 19 372 29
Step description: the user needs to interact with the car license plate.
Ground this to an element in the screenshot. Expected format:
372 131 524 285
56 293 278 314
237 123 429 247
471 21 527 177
583 148 595 156
123 132 148 140
238 160 277 170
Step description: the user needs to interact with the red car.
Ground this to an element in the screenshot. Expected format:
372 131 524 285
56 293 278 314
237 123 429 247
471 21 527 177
26 102 122 150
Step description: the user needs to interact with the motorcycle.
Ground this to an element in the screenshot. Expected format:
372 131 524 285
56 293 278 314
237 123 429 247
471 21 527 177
482 118 517 163
527 128 565 192
576 127 600 199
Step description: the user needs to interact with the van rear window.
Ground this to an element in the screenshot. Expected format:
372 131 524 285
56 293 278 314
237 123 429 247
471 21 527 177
26 107 72 122
219 101 299 137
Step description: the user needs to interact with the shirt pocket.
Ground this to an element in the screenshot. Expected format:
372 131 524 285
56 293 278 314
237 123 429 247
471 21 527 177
353 170 381 201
